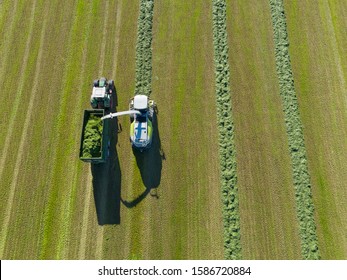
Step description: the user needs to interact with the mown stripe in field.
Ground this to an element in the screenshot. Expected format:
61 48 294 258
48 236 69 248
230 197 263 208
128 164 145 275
226 0 302 259
53 0 110 259
123 0 155 259
4 0 79 259
0 0 37 183
78 173 93 259
0 0 17 42
38 0 95 259
269 0 320 259
55 0 101 260
211 0 241 260
111 0 123 79
0 0 45 258
0 0 21 85
97 0 139 260
69 0 127 259
284 0 347 259
78 0 125 260
91 0 110 260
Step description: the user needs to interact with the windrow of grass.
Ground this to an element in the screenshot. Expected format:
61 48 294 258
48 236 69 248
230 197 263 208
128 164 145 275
212 0 241 260
134 0 154 96
283 0 347 259
269 0 320 259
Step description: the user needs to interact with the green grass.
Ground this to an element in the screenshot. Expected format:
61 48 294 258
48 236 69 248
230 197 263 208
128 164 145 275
212 0 241 260
269 0 320 260
226 0 301 259
134 0 153 96
0 0 224 260
284 0 347 259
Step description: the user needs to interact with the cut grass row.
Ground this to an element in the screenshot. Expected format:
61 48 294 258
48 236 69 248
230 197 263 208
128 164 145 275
226 0 302 259
134 0 154 96
101 0 225 259
97 0 225 260
269 0 320 259
284 0 347 259
212 0 241 260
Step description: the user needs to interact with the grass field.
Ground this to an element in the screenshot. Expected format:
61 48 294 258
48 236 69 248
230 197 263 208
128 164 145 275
226 0 301 259
0 0 346 260
284 0 347 259
0 0 224 259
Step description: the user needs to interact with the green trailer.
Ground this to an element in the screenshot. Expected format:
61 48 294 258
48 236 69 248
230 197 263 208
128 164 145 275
79 109 109 164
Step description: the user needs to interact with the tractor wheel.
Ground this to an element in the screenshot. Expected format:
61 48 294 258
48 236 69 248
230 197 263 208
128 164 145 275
93 80 98 87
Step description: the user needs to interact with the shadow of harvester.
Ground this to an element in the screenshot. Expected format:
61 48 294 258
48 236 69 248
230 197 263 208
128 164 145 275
90 87 121 225
122 112 164 208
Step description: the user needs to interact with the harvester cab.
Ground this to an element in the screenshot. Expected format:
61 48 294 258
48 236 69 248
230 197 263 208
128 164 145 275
90 77 114 109
129 95 155 151
101 94 156 152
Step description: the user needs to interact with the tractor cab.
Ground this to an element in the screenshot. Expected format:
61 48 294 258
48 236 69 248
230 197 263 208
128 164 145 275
90 77 114 109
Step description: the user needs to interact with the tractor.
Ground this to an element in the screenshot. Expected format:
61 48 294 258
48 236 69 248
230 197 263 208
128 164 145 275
90 77 114 109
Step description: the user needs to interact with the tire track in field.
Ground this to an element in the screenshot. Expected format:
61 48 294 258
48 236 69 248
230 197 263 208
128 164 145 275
269 0 320 259
94 0 124 259
0 1 47 258
0 0 14 37
78 173 93 259
326 1 347 103
56 0 97 259
125 0 154 259
212 0 242 260
0 0 25 182
93 0 110 259
0 0 19 78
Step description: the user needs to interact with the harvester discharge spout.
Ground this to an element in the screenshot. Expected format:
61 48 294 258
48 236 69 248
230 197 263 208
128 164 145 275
101 110 141 120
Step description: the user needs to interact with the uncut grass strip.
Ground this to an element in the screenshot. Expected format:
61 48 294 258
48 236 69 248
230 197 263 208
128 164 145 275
0 0 48 259
0 0 37 185
212 0 241 260
269 0 320 260
134 0 154 96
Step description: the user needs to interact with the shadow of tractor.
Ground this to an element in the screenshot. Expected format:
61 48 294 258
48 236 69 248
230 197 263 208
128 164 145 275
90 85 121 225
121 111 164 208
